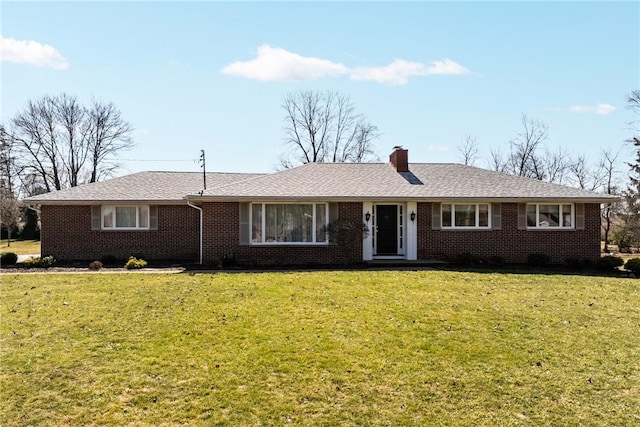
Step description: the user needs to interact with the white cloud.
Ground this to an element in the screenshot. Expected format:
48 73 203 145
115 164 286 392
221 45 349 82
427 144 449 152
222 45 470 85
569 104 617 116
0 34 68 70
350 58 469 85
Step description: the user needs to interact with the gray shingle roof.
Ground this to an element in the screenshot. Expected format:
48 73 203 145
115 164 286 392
192 162 616 202
23 171 264 204
23 163 617 204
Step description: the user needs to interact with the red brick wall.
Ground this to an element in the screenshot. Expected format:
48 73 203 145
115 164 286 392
417 202 601 263
40 205 199 261
201 202 363 266
41 201 601 265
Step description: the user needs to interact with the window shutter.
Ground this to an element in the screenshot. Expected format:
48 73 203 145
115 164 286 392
149 205 158 230
239 202 249 245
329 203 339 222
492 203 502 230
431 203 441 230
91 206 101 230
518 203 527 230
575 203 585 230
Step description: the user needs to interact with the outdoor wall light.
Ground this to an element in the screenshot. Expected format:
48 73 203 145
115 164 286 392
365 211 371 222
410 211 416 222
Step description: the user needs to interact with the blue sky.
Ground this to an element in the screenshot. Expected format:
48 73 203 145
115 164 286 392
1 1 638 176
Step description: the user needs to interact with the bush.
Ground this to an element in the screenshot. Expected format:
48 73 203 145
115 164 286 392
456 252 479 266
23 255 55 269
488 256 504 266
527 253 550 267
100 255 118 265
624 258 640 275
89 260 103 271
1 252 18 266
125 256 147 270
594 255 624 271
565 258 584 270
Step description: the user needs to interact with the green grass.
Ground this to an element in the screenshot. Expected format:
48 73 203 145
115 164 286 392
0 239 40 255
1 270 639 426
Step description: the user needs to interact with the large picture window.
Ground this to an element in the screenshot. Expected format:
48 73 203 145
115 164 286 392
251 203 328 244
441 203 490 229
527 203 573 228
102 206 150 230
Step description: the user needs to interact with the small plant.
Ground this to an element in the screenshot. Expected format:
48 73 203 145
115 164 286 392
23 255 55 269
527 253 550 268
456 252 479 266
89 260 104 271
1 252 18 266
594 255 624 271
100 255 118 265
488 256 504 266
565 258 584 271
624 258 640 275
125 256 147 270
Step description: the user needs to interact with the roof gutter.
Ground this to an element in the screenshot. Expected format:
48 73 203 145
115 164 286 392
187 201 203 265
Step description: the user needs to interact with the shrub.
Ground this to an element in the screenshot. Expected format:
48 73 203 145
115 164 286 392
1 252 18 266
125 256 147 270
456 252 479 266
89 260 104 271
100 255 118 265
488 256 504 266
23 255 55 269
527 253 550 268
624 258 640 275
565 258 584 270
594 255 624 271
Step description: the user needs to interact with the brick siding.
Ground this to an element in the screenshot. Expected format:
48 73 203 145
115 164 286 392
40 205 199 261
41 201 601 265
417 202 601 263
201 202 363 266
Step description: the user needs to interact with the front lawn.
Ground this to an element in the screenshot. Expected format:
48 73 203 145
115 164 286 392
1 271 638 425
0 239 40 255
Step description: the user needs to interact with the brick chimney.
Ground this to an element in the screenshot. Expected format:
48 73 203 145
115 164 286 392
389 146 409 172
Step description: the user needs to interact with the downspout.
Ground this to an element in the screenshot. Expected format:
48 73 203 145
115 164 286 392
187 201 203 265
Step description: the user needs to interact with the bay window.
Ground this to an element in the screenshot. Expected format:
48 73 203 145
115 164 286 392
251 203 328 244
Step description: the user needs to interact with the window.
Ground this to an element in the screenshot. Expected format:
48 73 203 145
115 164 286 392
527 203 573 228
441 203 490 228
251 203 328 244
102 206 150 230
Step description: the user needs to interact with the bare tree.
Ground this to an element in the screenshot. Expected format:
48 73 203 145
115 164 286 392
0 124 18 194
506 115 549 179
567 154 606 191
280 90 379 167
86 99 133 183
457 135 479 166
628 89 640 142
9 94 134 193
600 148 622 252
488 147 507 173
543 147 571 184
0 187 20 246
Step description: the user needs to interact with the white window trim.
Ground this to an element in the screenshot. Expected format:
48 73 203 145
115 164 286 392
527 203 574 229
102 205 150 230
250 202 329 246
441 203 492 229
